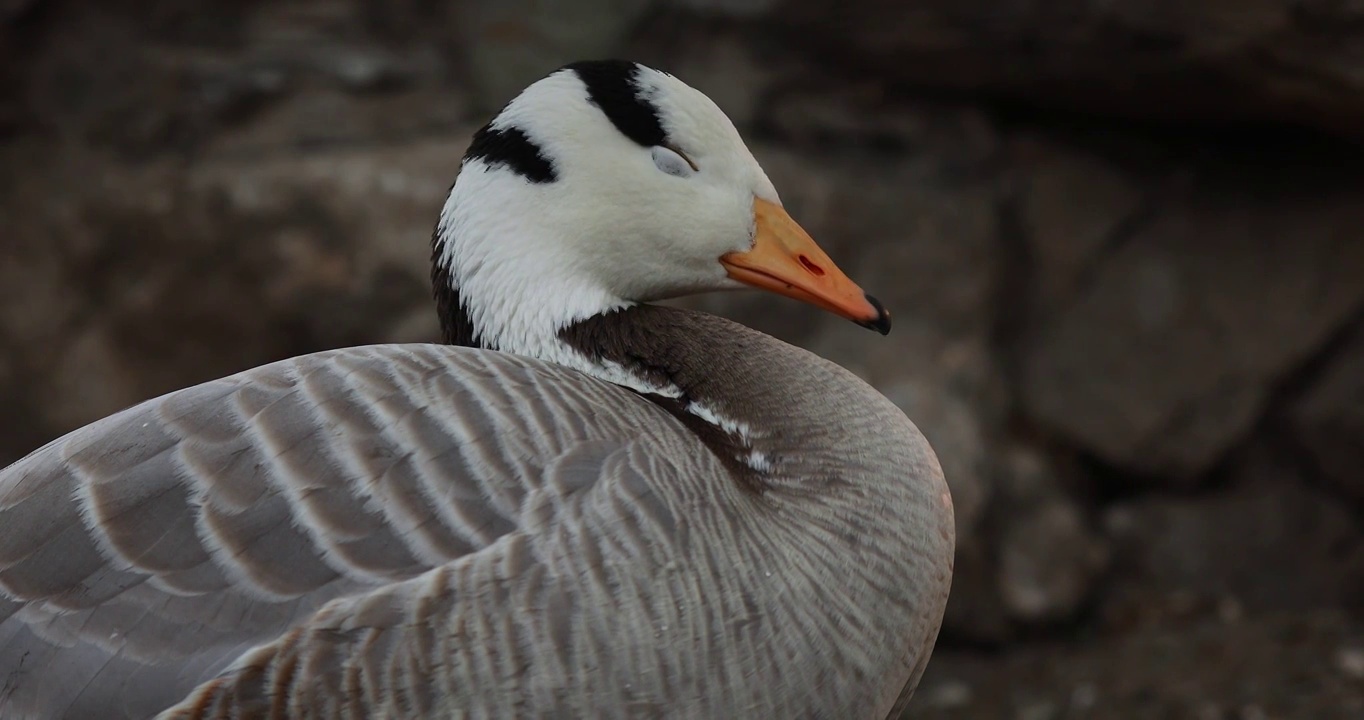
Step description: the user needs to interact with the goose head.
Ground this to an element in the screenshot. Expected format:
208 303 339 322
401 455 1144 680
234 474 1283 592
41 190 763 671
433 60 888 364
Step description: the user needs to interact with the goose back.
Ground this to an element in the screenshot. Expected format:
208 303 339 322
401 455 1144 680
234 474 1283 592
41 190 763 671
0 308 952 719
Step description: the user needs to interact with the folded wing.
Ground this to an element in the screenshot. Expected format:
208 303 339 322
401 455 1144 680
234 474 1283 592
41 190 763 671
0 344 694 719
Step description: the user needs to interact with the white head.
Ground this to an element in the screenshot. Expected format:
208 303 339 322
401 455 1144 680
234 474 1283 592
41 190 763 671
433 60 887 364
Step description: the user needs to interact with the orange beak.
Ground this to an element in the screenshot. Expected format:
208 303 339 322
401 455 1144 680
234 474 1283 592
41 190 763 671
721 198 891 334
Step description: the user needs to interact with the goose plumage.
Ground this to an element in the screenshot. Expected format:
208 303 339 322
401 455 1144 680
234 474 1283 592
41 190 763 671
0 60 954 719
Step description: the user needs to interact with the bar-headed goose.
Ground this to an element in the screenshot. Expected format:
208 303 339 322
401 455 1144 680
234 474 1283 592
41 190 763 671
0 60 954 719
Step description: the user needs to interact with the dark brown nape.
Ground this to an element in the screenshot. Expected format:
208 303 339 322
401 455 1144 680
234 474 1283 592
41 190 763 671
430 228 482 348
559 305 708 400
559 305 770 492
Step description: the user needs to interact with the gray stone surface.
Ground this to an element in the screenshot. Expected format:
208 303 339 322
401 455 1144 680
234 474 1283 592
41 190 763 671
1011 134 1146 316
778 0 1364 138
911 612 1364 719
1020 172 1364 480
1290 323 1364 504
1100 443 1364 629
996 444 1110 626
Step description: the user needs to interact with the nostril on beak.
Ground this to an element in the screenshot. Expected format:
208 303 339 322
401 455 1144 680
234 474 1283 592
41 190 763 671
797 255 825 277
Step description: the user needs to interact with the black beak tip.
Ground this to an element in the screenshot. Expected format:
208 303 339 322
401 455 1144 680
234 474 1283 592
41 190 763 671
857 294 892 336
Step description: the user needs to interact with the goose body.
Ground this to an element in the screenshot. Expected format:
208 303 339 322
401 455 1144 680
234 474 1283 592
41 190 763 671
0 61 954 718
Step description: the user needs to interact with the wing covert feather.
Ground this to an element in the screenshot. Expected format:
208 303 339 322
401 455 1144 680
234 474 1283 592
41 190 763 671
0 344 700 719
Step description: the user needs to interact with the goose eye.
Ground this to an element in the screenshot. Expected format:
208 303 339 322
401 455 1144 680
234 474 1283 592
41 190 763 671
652 145 696 178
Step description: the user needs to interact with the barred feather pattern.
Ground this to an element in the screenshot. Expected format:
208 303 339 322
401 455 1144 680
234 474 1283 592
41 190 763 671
0 312 953 719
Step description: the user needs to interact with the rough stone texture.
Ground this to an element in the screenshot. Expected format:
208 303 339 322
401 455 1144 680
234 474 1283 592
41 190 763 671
5 2 1364 718
910 612 1364 719
1010 134 1147 317
5 0 467 157
995 444 1110 626
1290 322 1364 504
1100 442 1364 630
778 0 1364 139
1020 163 1364 480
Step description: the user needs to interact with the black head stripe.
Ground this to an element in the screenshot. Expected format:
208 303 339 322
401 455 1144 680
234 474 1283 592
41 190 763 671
463 124 557 183
566 59 668 148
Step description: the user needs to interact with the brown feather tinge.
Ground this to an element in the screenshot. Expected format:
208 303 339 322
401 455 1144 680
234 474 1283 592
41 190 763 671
64 409 181 479
85 451 211 574
389 397 521 548
198 495 340 598
176 434 271 512
157 382 244 441
0 311 952 719
0 522 142 606
0 473 79 565
256 372 426 579
561 308 777 492
372 455 481 560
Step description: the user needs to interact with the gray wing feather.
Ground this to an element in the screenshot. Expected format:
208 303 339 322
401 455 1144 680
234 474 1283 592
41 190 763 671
0 344 687 719
165 429 714 719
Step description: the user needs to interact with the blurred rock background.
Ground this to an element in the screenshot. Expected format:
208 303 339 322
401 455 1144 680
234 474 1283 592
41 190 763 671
2 1 1363 717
